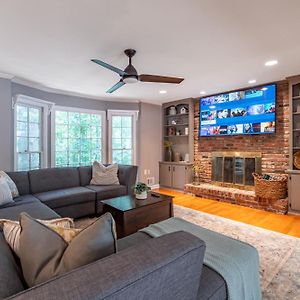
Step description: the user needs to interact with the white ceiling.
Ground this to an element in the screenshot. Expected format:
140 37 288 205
0 0 300 104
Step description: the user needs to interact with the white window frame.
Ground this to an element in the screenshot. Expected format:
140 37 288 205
107 110 139 165
12 95 54 171
51 106 106 167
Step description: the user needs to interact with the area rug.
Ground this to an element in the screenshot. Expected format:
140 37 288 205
173 205 300 299
75 205 300 299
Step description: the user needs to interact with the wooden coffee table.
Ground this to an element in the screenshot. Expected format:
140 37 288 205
102 192 174 238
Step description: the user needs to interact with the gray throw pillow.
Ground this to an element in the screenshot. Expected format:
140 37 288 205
19 212 117 287
90 161 120 185
0 177 14 206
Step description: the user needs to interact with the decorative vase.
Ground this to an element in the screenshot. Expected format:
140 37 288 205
165 148 173 162
135 191 148 200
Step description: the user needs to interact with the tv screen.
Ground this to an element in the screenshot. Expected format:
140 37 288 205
199 83 276 137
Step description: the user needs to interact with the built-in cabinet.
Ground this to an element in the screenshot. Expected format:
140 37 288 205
159 98 194 190
287 75 300 212
159 162 193 190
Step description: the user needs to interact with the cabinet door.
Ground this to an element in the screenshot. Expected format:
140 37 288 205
289 174 300 211
159 164 172 187
172 165 187 190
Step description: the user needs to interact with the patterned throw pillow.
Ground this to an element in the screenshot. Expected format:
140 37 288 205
0 177 14 206
0 217 75 257
90 162 120 185
0 171 19 198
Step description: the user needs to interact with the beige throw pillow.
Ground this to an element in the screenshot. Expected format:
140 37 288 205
0 171 19 198
90 162 120 185
0 217 75 257
0 177 14 206
19 212 117 287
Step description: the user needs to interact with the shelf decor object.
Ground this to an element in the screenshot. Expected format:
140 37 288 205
293 151 300 169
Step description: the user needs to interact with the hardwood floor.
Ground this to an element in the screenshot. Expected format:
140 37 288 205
154 188 300 238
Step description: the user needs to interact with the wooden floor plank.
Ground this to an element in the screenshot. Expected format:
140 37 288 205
154 188 300 238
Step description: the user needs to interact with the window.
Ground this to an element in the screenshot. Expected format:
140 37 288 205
13 95 52 171
52 107 105 167
108 110 138 165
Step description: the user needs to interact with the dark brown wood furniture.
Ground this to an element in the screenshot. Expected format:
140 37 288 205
102 192 174 238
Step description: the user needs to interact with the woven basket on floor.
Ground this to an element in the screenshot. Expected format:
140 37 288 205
252 173 288 200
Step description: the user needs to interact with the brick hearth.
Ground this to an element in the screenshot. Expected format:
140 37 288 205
185 183 288 214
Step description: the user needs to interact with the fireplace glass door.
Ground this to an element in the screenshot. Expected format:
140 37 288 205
211 153 261 186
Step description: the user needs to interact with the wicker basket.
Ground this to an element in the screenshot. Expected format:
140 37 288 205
252 173 288 200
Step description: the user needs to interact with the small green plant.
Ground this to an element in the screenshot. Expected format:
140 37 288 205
164 140 173 149
133 182 151 194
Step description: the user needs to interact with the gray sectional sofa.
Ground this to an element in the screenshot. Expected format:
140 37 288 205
0 165 227 300
1 164 137 220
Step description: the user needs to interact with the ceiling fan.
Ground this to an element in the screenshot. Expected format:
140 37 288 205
91 49 184 93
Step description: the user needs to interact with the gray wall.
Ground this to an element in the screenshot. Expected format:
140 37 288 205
138 102 162 185
0 78 13 171
0 78 162 185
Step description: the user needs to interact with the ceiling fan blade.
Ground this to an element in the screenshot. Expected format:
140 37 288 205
91 59 126 76
106 80 126 93
139 74 184 84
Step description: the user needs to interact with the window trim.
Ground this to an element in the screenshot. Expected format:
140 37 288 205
107 110 139 165
12 95 54 171
50 106 106 167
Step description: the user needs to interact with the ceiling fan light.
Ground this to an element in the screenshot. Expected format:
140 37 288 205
123 76 138 84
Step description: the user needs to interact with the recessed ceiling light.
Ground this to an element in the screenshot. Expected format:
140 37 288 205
248 79 256 84
200 91 206 95
265 60 278 66
159 90 167 94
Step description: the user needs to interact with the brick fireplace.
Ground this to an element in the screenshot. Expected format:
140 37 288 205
186 81 289 214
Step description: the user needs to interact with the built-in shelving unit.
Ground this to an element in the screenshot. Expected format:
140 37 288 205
159 98 194 190
287 75 300 211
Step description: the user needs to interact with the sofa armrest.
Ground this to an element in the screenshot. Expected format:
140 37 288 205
8 231 205 300
118 165 138 195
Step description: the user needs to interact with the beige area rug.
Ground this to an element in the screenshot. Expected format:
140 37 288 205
75 205 300 299
173 205 300 299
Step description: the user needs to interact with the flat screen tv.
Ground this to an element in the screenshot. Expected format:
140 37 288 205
199 83 276 137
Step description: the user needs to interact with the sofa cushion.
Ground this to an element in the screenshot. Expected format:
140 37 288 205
34 187 96 209
118 232 227 300
19 212 117 287
86 184 127 200
78 166 92 187
6 171 30 196
29 167 80 194
0 201 60 221
0 194 39 209
0 233 25 299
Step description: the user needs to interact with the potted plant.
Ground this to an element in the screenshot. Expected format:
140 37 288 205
192 164 201 185
133 182 151 200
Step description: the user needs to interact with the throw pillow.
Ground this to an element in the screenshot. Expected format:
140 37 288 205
0 177 14 206
0 217 75 257
19 212 117 287
0 171 19 198
90 161 120 185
